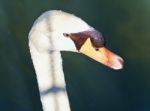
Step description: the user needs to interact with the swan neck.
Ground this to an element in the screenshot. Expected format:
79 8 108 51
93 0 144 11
29 42 71 111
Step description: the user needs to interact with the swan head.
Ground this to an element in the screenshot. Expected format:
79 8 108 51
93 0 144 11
29 10 123 70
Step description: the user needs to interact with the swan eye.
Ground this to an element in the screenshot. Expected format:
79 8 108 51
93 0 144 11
63 33 70 37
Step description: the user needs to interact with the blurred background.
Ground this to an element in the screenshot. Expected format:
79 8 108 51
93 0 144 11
0 0 150 111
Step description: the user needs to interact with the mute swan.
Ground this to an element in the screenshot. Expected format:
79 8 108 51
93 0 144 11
29 10 123 111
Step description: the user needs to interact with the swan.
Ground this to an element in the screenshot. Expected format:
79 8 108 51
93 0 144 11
28 10 123 111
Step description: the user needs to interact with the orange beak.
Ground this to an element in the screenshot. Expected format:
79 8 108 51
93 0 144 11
79 38 124 70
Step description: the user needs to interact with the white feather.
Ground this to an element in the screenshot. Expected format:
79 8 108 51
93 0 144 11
29 10 93 111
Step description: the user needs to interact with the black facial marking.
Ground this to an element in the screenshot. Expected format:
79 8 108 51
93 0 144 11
68 32 88 50
85 30 105 48
63 30 105 50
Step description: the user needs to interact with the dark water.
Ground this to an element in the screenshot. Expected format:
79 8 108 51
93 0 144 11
0 0 150 111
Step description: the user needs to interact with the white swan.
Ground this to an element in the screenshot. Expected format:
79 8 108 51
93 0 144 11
28 10 123 111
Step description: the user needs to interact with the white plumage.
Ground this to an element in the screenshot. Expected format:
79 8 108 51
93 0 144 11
29 10 93 111
29 10 123 111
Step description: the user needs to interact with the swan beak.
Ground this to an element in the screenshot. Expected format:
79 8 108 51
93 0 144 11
80 38 124 70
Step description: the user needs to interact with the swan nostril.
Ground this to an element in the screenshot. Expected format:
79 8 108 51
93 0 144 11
95 48 99 51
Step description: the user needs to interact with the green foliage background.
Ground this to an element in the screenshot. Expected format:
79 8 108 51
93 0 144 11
0 0 150 111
